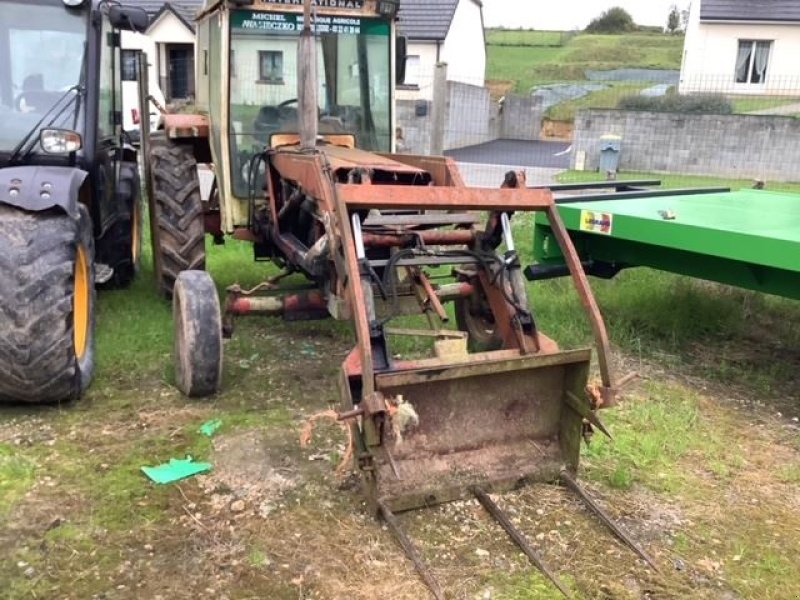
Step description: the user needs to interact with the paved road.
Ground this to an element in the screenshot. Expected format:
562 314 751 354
445 139 572 170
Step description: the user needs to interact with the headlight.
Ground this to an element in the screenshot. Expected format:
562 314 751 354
63 0 87 7
40 129 83 154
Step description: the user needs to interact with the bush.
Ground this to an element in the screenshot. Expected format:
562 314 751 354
617 93 733 114
585 7 636 34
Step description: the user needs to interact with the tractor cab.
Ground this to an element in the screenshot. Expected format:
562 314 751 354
194 0 403 228
0 0 147 172
0 0 90 167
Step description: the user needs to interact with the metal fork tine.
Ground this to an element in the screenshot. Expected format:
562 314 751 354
560 470 659 571
472 486 572 599
378 501 445 600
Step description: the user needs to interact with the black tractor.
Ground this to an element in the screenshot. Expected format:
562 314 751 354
0 0 148 403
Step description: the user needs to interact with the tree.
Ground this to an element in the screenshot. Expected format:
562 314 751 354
585 7 636 34
667 4 680 33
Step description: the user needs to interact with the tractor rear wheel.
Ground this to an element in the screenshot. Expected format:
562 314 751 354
173 270 222 397
0 204 96 403
148 133 206 298
97 160 142 288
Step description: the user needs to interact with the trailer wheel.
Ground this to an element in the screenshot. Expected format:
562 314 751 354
0 204 96 403
148 133 206 298
454 288 503 352
173 270 222 397
98 161 142 288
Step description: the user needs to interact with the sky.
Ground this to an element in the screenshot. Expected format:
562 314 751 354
482 1 691 31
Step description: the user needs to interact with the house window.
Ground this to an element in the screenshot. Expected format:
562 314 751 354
121 49 137 81
735 40 771 84
258 50 283 83
403 55 421 87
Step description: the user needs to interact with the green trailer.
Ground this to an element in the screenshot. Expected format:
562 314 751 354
529 183 800 300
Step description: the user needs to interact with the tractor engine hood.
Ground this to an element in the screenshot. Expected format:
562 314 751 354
318 145 431 184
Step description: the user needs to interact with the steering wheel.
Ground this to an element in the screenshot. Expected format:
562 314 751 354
278 98 298 108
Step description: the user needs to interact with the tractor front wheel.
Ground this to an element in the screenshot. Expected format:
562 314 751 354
0 204 96 403
173 270 222 397
454 284 504 352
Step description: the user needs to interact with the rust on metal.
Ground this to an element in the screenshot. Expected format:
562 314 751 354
545 204 616 406
163 113 209 139
378 501 445 600
472 486 572 598
337 184 555 211
560 470 659 571
361 229 476 248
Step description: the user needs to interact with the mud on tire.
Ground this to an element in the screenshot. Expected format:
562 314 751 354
97 161 142 288
0 204 96 403
173 270 222 397
148 133 206 298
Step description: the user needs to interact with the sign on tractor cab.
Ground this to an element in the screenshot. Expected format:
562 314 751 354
257 0 366 8
231 11 390 36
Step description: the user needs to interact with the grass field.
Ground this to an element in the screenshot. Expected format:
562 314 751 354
486 29 571 47
486 31 684 93
1 176 800 598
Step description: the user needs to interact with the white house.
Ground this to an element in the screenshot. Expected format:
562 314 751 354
397 0 486 101
680 0 800 95
121 1 204 131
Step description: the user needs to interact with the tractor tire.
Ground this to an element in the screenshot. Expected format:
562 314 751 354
454 291 504 353
98 161 142 288
0 204 96 403
148 133 206 298
173 270 222 397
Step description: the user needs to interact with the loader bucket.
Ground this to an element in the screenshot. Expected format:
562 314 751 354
365 348 592 513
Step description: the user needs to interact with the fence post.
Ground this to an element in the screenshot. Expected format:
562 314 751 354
430 62 448 156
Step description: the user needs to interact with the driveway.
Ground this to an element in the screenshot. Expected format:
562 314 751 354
445 139 571 169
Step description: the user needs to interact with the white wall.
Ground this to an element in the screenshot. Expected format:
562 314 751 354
441 0 485 87
680 2 800 95
121 11 195 130
397 41 438 101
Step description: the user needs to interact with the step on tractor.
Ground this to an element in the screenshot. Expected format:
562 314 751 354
0 0 149 404
140 0 652 595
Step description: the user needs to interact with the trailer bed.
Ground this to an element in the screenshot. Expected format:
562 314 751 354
531 189 800 300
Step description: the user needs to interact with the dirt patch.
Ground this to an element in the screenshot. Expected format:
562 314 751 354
199 429 299 518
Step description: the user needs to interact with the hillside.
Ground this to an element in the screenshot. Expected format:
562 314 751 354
486 30 684 93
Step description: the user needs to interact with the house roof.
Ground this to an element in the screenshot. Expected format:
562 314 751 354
128 1 204 31
398 0 460 41
700 0 800 23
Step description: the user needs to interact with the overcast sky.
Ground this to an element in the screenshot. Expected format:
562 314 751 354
482 1 691 31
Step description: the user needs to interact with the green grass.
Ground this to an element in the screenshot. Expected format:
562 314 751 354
545 82 650 121
486 29 569 47
0 443 35 517
582 381 722 493
731 96 800 115
487 32 683 93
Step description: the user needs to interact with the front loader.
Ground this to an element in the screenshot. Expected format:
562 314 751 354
142 1 652 595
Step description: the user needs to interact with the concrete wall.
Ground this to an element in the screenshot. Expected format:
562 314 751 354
572 108 800 181
397 78 540 155
680 2 800 95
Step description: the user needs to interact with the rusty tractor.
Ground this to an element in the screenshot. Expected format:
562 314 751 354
138 0 654 596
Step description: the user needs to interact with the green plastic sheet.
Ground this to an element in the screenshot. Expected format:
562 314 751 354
141 456 212 484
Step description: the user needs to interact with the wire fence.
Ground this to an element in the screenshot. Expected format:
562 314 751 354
125 49 800 192
397 68 800 191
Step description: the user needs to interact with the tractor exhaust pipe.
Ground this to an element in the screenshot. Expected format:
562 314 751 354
298 0 318 150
